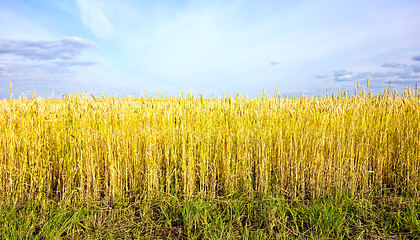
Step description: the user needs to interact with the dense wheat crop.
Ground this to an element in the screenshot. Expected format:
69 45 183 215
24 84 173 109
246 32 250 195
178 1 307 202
1 89 419 206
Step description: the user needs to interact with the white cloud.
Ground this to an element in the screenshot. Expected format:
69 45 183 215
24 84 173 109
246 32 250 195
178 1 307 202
411 64 420 73
381 62 403 68
329 57 420 94
75 0 114 38
0 36 101 98
413 55 420 62
333 70 354 82
0 37 98 60
340 74 352 80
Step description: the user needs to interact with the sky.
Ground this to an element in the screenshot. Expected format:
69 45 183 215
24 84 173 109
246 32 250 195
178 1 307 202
1 0 420 98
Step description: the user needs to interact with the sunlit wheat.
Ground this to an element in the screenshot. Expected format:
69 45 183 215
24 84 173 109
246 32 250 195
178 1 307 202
0 87 419 205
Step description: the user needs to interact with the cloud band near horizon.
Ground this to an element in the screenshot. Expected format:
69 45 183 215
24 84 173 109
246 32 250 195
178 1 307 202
0 36 98 60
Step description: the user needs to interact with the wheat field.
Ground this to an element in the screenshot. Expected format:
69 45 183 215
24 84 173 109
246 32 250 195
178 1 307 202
1 88 419 206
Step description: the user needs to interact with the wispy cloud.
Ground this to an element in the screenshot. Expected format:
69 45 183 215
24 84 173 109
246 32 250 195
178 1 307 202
0 36 99 97
0 37 98 60
412 55 420 61
381 62 403 68
75 0 114 38
314 75 328 79
52 60 97 67
329 57 420 93
332 69 419 83
333 70 353 82
411 64 420 73
381 61 420 74
314 54 420 95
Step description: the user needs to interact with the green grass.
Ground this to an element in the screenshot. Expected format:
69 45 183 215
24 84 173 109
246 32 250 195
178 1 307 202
1 193 419 239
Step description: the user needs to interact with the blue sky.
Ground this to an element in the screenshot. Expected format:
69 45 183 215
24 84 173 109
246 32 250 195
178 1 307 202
1 0 420 98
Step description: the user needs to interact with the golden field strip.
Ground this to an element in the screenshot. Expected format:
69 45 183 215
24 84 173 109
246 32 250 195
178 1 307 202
1 90 419 205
